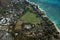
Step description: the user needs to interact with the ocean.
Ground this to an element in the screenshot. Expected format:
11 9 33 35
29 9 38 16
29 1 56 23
28 0 60 30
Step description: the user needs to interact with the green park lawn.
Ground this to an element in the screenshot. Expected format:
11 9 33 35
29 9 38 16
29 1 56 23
21 11 40 24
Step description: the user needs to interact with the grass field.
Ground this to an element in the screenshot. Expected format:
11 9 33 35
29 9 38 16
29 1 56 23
21 11 40 24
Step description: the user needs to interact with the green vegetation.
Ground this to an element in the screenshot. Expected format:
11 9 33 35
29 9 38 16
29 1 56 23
25 5 33 11
21 11 40 24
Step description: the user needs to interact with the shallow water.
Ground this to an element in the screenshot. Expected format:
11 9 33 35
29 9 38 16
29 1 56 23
28 0 60 29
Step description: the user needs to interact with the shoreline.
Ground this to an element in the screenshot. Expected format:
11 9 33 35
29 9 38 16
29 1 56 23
54 23 60 32
26 0 60 33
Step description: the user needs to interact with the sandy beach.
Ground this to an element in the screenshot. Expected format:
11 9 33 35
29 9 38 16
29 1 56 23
54 23 60 32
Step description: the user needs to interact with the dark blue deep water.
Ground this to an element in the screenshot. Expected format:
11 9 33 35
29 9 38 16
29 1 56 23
28 0 60 30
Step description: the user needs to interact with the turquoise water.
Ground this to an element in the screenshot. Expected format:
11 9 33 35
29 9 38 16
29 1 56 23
28 0 60 29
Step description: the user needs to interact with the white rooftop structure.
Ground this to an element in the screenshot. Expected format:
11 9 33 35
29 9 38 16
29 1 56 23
42 15 47 17
0 18 11 25
24 25 32 29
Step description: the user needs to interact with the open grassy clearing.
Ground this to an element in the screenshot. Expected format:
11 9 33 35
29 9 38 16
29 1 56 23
21 11 40 24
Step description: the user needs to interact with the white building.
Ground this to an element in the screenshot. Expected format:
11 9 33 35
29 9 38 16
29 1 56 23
0 18 11 25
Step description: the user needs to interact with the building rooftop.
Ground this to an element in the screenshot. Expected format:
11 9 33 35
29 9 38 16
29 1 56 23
22 23 33 30
0 18 11 25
